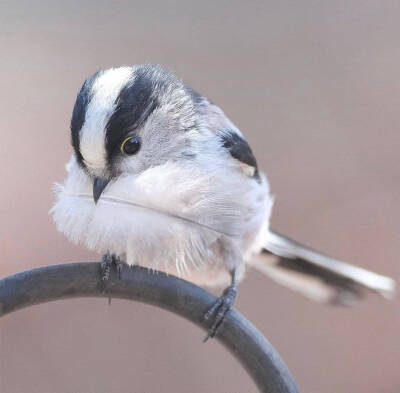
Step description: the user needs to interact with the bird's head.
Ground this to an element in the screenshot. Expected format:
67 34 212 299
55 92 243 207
70 65 200 203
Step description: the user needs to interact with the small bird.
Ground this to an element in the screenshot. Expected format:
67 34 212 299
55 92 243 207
51 64 395 339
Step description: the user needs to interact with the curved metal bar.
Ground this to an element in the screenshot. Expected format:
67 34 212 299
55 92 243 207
0 263 299 393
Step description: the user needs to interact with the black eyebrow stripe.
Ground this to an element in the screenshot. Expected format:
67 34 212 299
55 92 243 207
70 71 100 167
108 99 159 157
105 68 159 161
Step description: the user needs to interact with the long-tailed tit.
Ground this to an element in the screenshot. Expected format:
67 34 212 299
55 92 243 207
51 65 395 339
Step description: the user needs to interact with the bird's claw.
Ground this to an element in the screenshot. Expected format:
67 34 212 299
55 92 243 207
101 252 124 305
101 252 123 281
203 285 237 341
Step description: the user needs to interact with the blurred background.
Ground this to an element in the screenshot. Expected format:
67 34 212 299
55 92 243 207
1 1 400 392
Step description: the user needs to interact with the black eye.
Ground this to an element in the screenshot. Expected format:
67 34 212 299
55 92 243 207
120 136 141 155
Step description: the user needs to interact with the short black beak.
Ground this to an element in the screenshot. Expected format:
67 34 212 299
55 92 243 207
93 177 110 204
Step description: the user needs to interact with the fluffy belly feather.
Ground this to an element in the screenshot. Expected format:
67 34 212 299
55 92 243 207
51 157 273 286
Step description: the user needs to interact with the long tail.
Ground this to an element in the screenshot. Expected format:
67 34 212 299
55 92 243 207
250 230 395 305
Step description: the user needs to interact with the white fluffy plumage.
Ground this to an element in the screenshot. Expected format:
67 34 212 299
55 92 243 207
52 155 273 286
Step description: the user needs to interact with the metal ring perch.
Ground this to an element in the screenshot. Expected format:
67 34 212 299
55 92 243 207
0 262 299 393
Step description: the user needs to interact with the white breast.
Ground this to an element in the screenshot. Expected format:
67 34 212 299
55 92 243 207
51 155 273 286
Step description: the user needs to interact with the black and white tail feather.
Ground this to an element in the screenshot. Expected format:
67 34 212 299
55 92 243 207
251 230 395 305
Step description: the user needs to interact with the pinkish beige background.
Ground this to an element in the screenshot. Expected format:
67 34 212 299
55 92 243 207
1 1 400 392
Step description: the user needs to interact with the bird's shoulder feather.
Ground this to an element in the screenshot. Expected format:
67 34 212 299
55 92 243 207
195 97 259 179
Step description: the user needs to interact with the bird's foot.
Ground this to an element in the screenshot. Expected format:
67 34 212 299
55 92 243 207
101 252 123 281
101 252 124 305
203 284 237 342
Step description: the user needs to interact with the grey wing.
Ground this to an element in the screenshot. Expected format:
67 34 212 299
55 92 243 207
193 93 259 179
